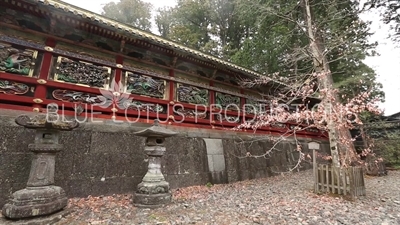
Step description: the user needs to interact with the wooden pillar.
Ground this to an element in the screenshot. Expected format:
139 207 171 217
114 55 123 86
240 89 245 122
168 69 175 120
33 38 56 112
110 56 124 120
209 81 215 123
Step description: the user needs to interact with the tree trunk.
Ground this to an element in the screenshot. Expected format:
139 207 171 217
302 0 358 167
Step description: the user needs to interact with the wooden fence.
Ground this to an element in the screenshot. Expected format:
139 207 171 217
313 151 366 197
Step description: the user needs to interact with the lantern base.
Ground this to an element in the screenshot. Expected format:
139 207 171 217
2 186 67 219
133 193 171 208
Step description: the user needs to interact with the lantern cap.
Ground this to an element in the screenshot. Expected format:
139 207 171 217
15 114 79 130
134 119 178 137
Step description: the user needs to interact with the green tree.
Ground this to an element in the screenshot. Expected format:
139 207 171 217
102 0 153 32
232 0 384 102
154 0 252 59
155 6 175 38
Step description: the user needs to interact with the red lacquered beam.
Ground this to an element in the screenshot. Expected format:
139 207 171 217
0 103 34 112
45 80 103 95
0 94 35 104
46 80 172 105
0 73 38 85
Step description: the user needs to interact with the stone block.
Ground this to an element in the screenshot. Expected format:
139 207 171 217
211 155 226 172
2 186 67 219
204 138 224 155
0 127 34 153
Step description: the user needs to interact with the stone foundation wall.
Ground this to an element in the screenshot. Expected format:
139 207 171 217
0 110 329 208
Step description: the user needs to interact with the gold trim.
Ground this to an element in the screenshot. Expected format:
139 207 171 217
44 46 54 52
32 108 40 112
116 64 123 68
37 79 47 84
168 115 174 119
169 101 175 105
111 108 118 112
33 98 43 103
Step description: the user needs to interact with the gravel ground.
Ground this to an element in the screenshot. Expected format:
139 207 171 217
57 170 400 225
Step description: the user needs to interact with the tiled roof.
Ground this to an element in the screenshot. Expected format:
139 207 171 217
34 0 287 86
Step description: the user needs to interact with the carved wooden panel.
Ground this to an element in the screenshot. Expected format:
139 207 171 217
53 56 111 88
176 83 209 105
215 92 240 111
124 72 166 99
0 42 38 77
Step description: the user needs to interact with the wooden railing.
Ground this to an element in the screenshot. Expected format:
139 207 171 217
0 35 328 138
314 163 366 197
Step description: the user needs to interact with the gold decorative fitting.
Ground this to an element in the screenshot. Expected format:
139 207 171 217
111 116 116 120
211 120 216 124
168 122 172 125
111 108 118 112
168 115 174 119
116 64 123 68
37 79 47 84
33 98 43 104
169 101 175 105
112 92 121 97
44 46 53 52
32 108 40 112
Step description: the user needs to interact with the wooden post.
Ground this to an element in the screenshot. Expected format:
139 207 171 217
313 149 318 193
33 38 56 111
168 69 175 120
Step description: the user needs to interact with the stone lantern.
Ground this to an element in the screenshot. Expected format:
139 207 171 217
2 104 79 219
133 119 177 208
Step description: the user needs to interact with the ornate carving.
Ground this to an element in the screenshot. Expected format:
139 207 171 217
216 114 240 123
306 128 319 133
177 84 208 105
215 92 240 111
0 36 275 102
270 123 286 129
138 187 149 194
245 99 267 114
1 13 19 26
54 57 111 88
137 186 167 194
125 100 164 113
0 42 37 76
0 79 29 95
175 108 207 119
125 72 165 98
52 89 104 104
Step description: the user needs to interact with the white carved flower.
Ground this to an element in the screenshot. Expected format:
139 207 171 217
97 78 132 109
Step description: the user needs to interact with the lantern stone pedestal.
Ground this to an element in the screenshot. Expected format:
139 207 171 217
2 109 79 220
133 120 177 208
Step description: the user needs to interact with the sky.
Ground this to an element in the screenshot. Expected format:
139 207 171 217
62 0 400 116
